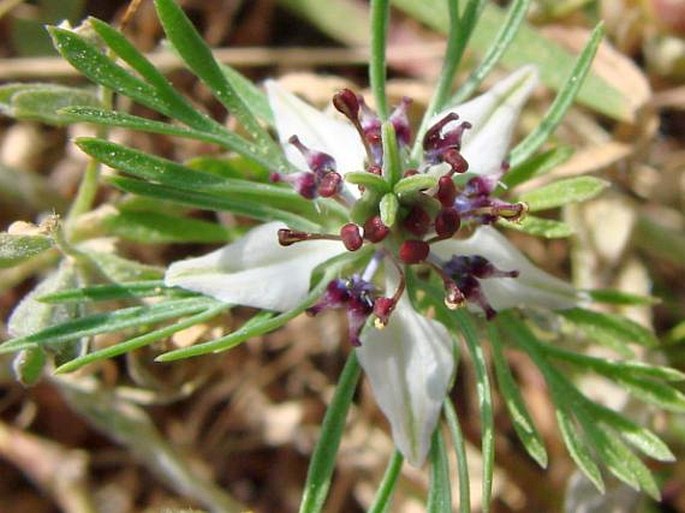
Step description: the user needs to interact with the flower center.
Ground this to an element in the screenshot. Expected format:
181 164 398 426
274 88 528 342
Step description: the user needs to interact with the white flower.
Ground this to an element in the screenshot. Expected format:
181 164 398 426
165 222 341 312
357 267 455 466
431 226 579 311
164 66 576 467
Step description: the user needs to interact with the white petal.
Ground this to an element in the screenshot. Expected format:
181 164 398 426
431 226 578 310
265 80 366 174
164 222 343 311
357 271 455 466
433 66 539 176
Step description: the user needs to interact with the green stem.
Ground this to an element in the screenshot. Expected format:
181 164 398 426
298 351 361 513
370 0 390 119
444 400 471 513
412 0 485 161
449 0 532 106
367 450 404 513
65 82 114 232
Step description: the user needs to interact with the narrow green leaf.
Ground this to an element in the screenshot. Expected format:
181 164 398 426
614 374 685 413
0 297 216 354
488 324 548 468
444 401 471 513
379 193 399 228
576 413 640 491
77 138 224 188
537 343 685 382
412 0 485 155
77 138 326 220
501 146 574 189
103 209 234 244
509 23 605 166
49 27 177 122
585 288 660 306
585 402 675 463
393 174 438 196
449 0 532 105
0 233 54 268
555 407 605 493
0 83 99 125
60 107 273 167
391 2 630 121
88 17 224 133
454 310 494 513
108 176 322 232
498 313 605 492
519 176 609 212
344 171 390 194
560 307 659 349
574 402 660 499
497 216 574 238
427 430 452 513
39 280 169 304
298 352 361 513
367 451 404 513
369 0 390 118
55 303 230 373
154 0 286 168
220 64 274 125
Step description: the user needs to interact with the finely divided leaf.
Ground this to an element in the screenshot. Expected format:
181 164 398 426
519 177 609 212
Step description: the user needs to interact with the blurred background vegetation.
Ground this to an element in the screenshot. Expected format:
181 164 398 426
0 0 683 512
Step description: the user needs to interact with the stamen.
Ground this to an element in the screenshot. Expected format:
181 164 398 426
402 205 431 237
389 96 412 147
442 148 469 174
373 264 406 328
434 207 461 239
332 88 360 120
436 175 457 207
277 228 344 247
340 223 363 251
399 240 430 264
288 135 336 177
427 261 465 310
363 216 390 243
423 113 459 152
333 90 380 165
318 171 342 197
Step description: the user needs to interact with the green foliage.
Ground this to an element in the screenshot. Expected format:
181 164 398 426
519 176 610 212
0 83 100 125
0 233 54 268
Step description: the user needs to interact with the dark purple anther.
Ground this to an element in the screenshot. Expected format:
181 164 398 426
333 88 361 121
278 228 311 246
442 148 469 174
399 240 430 264
436 175 457 207
307 279 351 315
434 207 461 239
290 171 318 199
288 135 336 177
318 171 342 197
363 216 390 243
423 113 460 152
340 223 363 251
389 96 412 147
308 276 376 346
442 254 519 319
402 205 431 237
